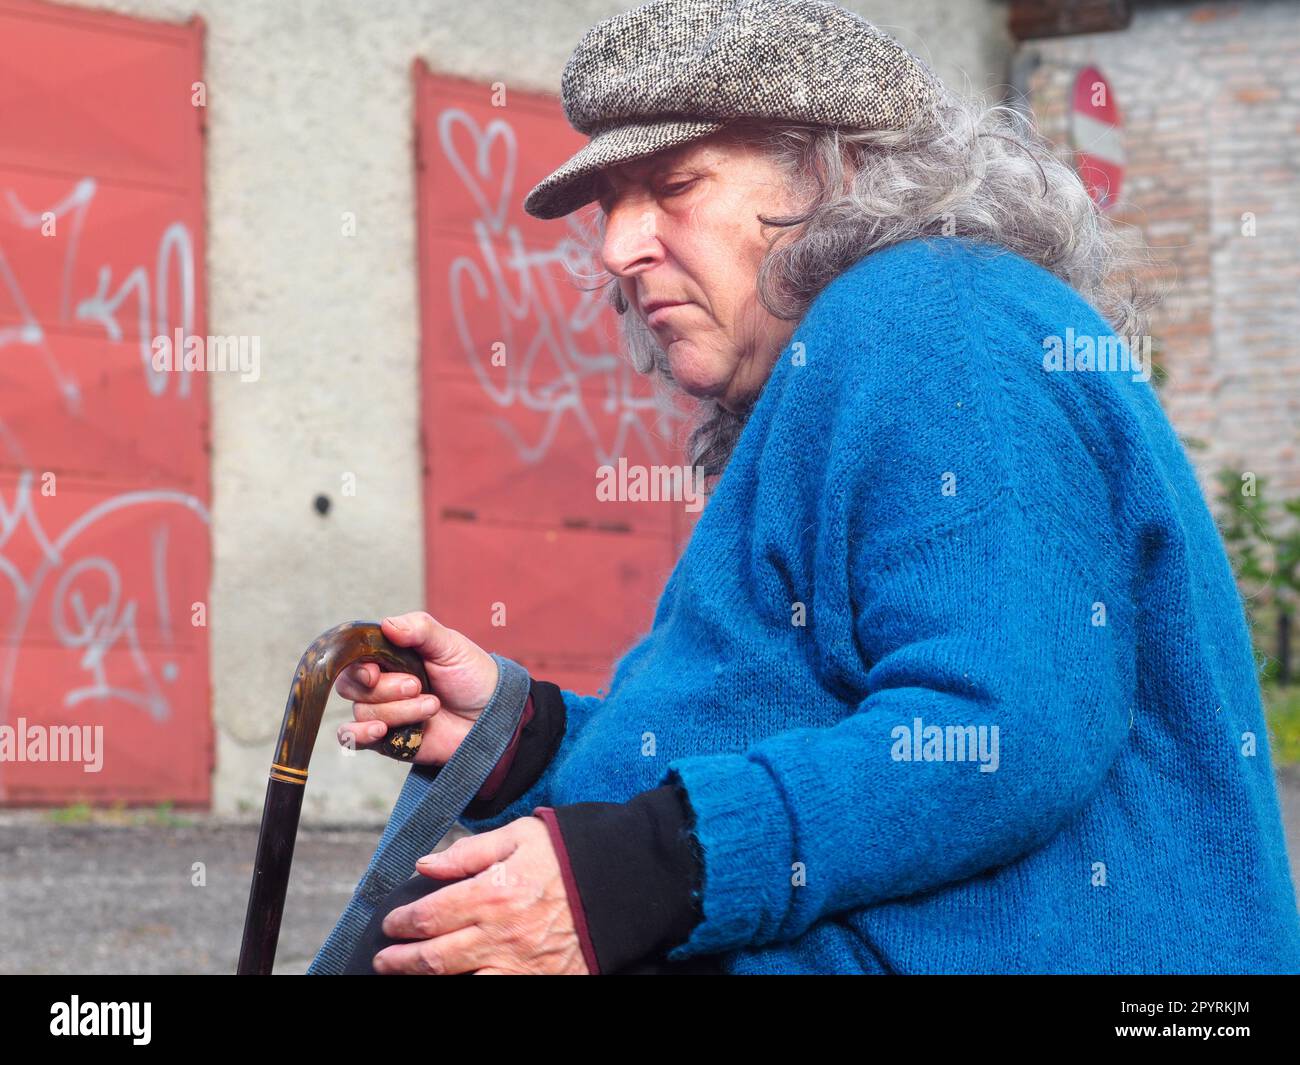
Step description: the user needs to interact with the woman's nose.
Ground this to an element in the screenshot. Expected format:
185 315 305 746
600 201 663 278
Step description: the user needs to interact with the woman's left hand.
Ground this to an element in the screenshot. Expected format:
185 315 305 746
372 816 589 975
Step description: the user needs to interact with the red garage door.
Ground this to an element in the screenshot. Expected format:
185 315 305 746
413 63 695 695
0 0 211 805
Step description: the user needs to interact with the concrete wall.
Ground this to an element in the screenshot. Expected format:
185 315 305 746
46 0 1012 821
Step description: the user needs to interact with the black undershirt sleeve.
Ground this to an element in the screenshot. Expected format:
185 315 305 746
550 782 708 973
457 678 568 820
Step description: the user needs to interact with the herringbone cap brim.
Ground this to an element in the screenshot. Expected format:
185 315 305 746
527 118 726 221
524 0 941 219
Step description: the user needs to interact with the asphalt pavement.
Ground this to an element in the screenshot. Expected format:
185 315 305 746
0 813 471 975
2 768 1298 974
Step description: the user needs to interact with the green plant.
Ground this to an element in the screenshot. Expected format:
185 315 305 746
1263 683 1300 764
146 801 195 828
1215 470 1274 595
1214 469 1298 687
47 802 93 824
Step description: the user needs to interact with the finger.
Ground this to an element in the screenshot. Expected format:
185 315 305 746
336 668 424 704
372 925 491 976
380 876 483 941
351 693 440 727
381 612 460 664
343 662 374 690
336 720 393 750
415 827 518 880
335 662 369 700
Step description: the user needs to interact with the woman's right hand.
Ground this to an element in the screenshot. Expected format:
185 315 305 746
334 612 500 766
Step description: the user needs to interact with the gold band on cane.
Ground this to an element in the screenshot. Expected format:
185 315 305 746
270 763 308 785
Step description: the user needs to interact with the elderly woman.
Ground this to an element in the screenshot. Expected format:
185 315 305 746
324 0 1300 975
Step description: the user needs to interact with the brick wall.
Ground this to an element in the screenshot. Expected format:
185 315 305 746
1022 0 1299 503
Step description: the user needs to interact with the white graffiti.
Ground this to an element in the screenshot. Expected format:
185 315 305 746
0 472 209 720
438 108 683 465
3 179 197 402
0 178 207 724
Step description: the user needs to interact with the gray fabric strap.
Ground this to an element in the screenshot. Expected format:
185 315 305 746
307 653 530 974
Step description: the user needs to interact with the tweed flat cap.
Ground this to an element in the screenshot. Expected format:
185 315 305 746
523 0 942 219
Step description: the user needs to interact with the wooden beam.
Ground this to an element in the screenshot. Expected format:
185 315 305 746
1009 0 1133 41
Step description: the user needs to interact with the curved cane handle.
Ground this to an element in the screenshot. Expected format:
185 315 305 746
237 620 431 975
273 620 430 776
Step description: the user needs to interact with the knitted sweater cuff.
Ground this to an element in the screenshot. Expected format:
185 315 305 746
660 756 794 958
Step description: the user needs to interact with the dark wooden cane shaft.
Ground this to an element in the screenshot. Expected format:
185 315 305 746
238 777 306 974
236 621 432 975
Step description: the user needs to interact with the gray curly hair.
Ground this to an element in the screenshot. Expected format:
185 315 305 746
564 86 1159 487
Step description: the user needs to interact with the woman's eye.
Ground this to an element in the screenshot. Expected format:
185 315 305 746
659 179 696 197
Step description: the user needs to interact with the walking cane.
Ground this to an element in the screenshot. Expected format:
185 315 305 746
236 621 430 975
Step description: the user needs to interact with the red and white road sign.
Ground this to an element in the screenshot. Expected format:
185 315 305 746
1069 65 1125 210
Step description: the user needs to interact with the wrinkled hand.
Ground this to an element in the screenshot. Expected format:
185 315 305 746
334 611 500 766
372 816 589 975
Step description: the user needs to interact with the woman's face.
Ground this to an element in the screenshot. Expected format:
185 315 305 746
596 133 800 414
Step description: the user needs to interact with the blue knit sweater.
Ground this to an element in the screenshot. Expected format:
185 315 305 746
466 235 1300 974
